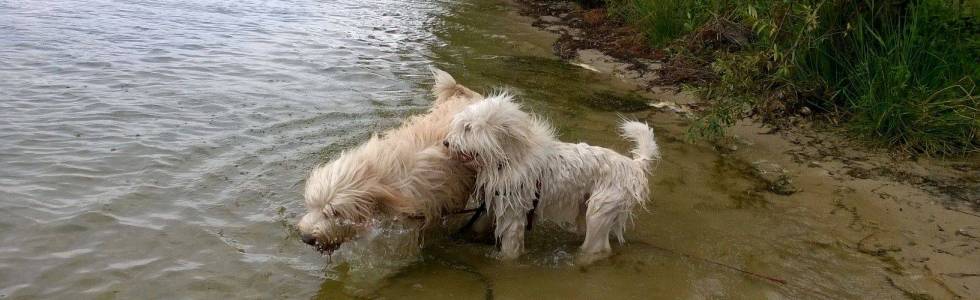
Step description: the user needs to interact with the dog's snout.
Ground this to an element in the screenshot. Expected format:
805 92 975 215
443 140 449 148
300 233 317 246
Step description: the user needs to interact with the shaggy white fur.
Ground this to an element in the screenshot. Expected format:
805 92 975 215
297 69 483 254
444 93 660 264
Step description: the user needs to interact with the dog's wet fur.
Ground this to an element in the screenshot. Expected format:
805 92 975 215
444 93 660 264
297 69 488 254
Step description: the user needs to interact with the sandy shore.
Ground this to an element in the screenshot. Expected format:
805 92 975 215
514 0 980 298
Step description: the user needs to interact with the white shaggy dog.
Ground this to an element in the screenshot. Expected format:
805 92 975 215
297 69 483 254
443 93 660 264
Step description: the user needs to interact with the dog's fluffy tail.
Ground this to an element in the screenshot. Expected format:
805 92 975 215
619 121 660 168
430 67 481 103
430 67 457 97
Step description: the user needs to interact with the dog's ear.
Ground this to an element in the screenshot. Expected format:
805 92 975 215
357 161 406 213
370 184 411 216
322 205 342 218
324 195 381 223
498 119 528 141
322 202 359 221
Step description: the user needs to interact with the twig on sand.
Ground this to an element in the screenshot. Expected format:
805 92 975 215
435 256 494 300
633 240 838 298
642 242 787 285
949 208 980 218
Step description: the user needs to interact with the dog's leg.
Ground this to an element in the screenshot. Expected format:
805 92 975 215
457 199 486 233
454 198 495 244
578 192 618 265
496 207 528 260
575 194 589 235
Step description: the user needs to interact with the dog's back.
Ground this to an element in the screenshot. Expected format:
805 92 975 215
441 92 660 263
299 69 483 250
337 69 482 218
534 139 651 226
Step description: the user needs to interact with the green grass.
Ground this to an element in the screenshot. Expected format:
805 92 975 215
603 0 979 155
606 0 718 47
802 0 979 154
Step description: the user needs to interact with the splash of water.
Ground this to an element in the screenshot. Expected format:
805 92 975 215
329 218 426 295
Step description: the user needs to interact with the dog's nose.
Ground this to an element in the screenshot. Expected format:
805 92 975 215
443 140 449 148
300 233 317 246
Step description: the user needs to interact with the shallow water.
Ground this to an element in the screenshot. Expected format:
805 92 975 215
0 0 903 298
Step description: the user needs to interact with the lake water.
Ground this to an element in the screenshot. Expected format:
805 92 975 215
0 0 905 298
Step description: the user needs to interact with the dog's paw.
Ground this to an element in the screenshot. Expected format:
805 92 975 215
496 248 523 261
497 252 521 261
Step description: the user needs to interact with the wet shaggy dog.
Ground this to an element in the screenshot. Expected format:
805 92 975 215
296 69 483 254
443 93 660 264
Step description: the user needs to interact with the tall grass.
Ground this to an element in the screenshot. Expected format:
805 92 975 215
605 0 979 155
801 0 979 154
606 0 719 47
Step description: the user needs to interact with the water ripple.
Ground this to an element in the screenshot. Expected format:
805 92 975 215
0 0 443 297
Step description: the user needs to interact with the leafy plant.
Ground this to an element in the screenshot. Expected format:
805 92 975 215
606 0 979 155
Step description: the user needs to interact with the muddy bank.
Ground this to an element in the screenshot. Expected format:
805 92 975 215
514 0 980 298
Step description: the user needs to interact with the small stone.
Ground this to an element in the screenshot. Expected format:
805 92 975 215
808 161 822 168
412 283 423 290
539 16 561 23
956 226 979 239
711 141 736 154
770 179 799 195
857 233 904 256
799 106 812 116
751 160 799 195
951 163 972 172
636 58 659 66
544 25 565 33
807 234 836 247
549 2 575 11
559 13 568 18
846 167 872 179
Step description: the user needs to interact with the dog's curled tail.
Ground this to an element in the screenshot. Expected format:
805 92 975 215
430 67 481 103
620 121 660 168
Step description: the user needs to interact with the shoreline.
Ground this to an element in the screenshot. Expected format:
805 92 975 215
512 0 980 298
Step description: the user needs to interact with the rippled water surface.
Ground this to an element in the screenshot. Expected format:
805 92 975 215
2 0 905 298
1 0 446 297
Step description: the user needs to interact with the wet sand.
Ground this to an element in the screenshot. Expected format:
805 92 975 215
516 1 980 298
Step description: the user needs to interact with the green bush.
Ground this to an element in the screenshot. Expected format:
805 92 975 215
607 0 979 155
800 0 979 154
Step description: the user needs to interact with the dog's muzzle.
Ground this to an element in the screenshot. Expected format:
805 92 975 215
444 140 477 162
300 233 341 254
300 233 317 245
